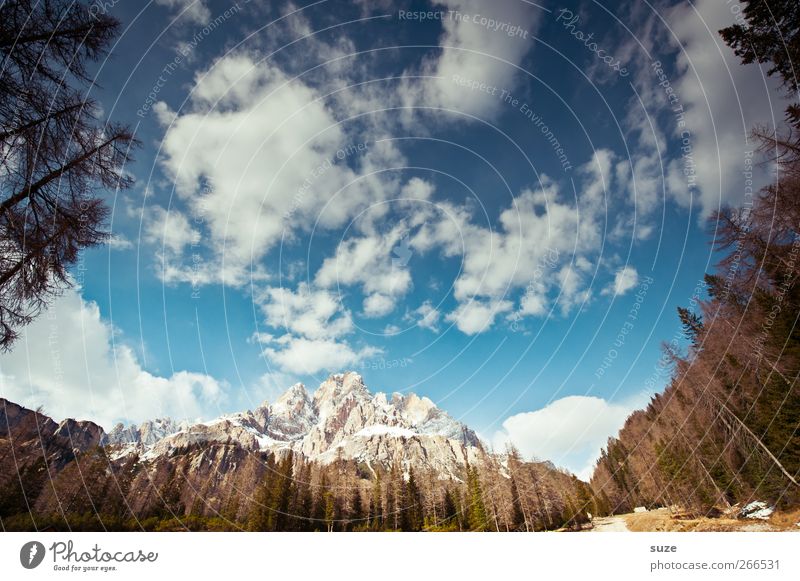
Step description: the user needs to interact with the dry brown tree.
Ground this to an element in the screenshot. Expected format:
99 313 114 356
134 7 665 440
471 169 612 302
0 0 137 350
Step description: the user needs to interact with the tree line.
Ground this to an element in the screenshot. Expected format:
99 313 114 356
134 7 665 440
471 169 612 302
591 0 800 516
1 438 604 532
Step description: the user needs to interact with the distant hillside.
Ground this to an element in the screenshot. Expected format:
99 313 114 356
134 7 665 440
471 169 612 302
1 373 599 532
591 175 800 516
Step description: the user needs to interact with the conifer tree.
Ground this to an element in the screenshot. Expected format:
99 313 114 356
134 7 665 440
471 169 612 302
405 468 423 531
271 452 294 531
442 488 459 530
292 461 314 531
465 465 488 531
370 471 383 530
249 453 277 531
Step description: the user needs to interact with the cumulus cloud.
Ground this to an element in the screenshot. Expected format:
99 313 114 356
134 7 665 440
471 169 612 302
255 283 381 374
304 158 613 336
144 205 200 254
0 288 226 430
554 262 592 315
407 301 441 333
260 336 380 375
596 1 775 233
665 0 778 215
155 0 210 24
618 0 778 218
363 293 395 318
414 0 542 118
401 177 436 201
107 235 133 250
141 205 229 286
406 169 608 331
493 395 643 480
603 266 639 297
157 54 337 267
315 223 413 301
446 299 513 335
257 283 353 340
156 54 400 284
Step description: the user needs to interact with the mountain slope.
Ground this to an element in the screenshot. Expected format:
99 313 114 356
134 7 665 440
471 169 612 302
108 372 483 477
1 372 600 532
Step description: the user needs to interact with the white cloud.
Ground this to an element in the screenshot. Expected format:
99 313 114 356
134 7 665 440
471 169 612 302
107 234 133 250
597 0 778 230
408 300 441 333
413 171 606 329
396 165 617 332
157 54 401 283
553 263 591 315
144 205 200 254
518 287 547 317
255 283 383 374
604 266 639 297
401 177 435 201
414 182 579 304
664 0 778 214
363 293 395 318
155 0 210 24
315 223 413 299
257 283 353 340
261 336 380 375
142 205 224 286
446 298 513 335
493 395 642 480
617 99 670 219
0 288 226 430
415 0 542 118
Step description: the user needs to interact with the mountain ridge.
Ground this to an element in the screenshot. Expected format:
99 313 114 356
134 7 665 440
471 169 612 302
0 376 601 532
106 371 483 477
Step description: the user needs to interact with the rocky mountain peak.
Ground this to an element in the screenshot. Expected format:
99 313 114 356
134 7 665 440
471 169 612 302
107 417 188 447
279 382 308 399
391 392 437 425
0 399 107 453
264 382 317 441
54 418 107 449
273 382 311 413
313 372 368 415
101 373 483 476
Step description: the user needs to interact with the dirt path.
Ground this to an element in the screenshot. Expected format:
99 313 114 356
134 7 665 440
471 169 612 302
590 515 631 532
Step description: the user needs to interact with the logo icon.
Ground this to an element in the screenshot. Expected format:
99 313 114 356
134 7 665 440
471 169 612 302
391 231 413 269
20 541 45 569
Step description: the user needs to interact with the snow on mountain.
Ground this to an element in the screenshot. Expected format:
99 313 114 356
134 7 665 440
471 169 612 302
108 371 483 476
354 425 417 438
108 417 189 447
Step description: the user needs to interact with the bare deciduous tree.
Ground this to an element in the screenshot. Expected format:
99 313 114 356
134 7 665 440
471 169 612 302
0 0 137 349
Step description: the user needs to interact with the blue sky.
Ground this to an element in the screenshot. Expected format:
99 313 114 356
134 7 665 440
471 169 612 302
0 0 783 478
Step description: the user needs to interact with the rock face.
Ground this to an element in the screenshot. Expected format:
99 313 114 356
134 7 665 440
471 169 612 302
109 372 483 476
0 399 107 452
1 374 494 525
0 399 108 482
54 419 106 450
108 417 189 447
